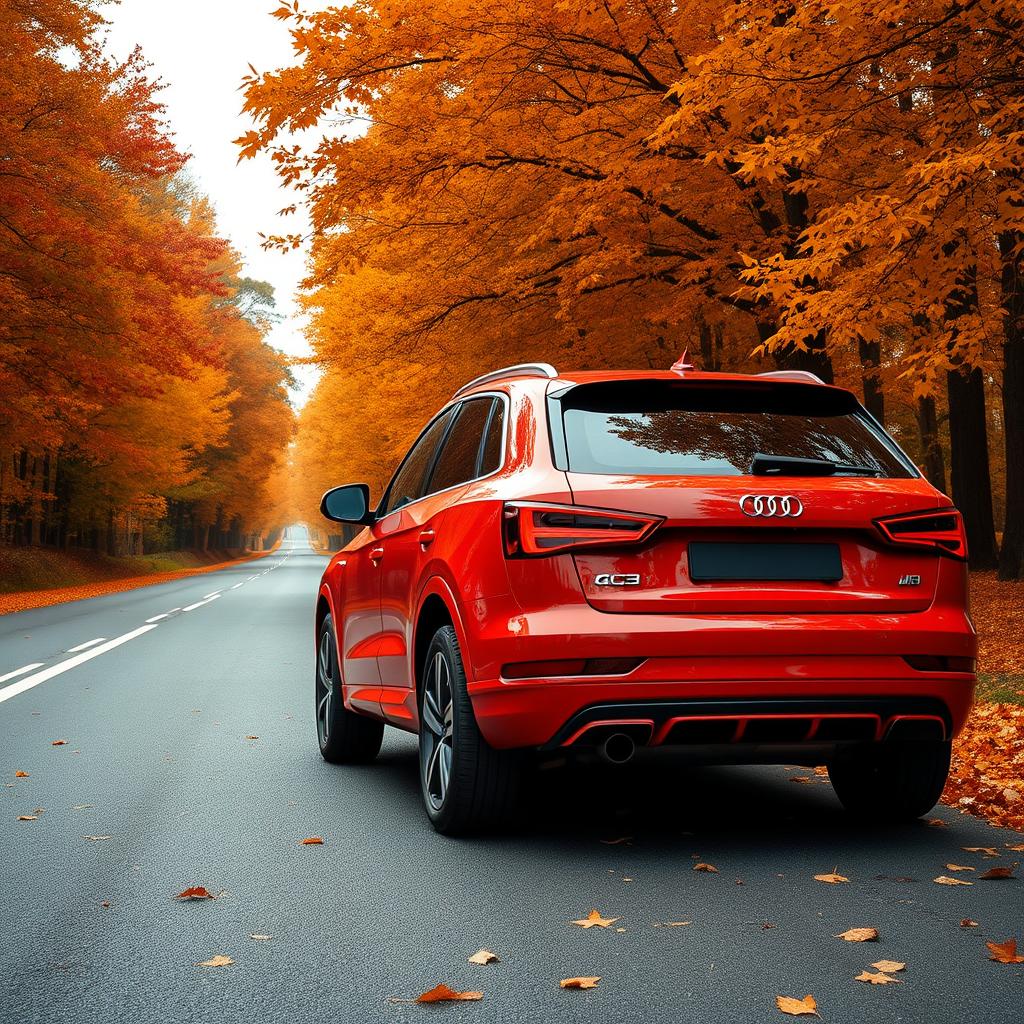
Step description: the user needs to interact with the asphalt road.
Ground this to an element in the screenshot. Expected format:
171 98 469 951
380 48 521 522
1 526 1022 1024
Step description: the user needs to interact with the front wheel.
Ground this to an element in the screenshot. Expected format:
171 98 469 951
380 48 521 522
829 740 951 822
316 614 384 764
418 625 521 835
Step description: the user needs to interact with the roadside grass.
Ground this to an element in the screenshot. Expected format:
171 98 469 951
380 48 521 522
0 544 250 596
975 673 1024 706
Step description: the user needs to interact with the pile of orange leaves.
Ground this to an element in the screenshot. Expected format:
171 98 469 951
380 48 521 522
944 702 1024 833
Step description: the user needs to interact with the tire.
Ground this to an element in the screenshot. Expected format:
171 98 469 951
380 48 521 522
829 740 951 822
418 625 521 835
316 614 384 764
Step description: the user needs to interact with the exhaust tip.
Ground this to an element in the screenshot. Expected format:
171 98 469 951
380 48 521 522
601 732 636 765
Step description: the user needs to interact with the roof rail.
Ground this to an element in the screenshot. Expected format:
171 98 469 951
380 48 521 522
452 363 558 399
757 370 825 385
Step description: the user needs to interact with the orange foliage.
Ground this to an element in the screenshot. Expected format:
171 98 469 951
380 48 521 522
1 1 293 554
240 0 1023 538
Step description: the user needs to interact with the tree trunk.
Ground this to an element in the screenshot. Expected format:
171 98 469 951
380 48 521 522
998 229 1024 579
914 395 946 492
858 338 884 422
947 367 998 569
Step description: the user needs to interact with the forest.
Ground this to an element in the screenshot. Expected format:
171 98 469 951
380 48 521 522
0 0 293 560
239 0 1024 579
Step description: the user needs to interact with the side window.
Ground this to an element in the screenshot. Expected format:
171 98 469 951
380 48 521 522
427 398 495 495
381 409 455 516
479 398 506 475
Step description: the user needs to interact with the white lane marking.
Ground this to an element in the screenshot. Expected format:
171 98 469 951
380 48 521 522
0 626 158 706
67 637 107 653
0 663 44 684
203 591 222 599
146 613 169 623
230 582 244 590
247 576 259 582
182 594 221 612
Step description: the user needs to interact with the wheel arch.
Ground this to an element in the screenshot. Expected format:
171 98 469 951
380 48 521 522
413 579 472 701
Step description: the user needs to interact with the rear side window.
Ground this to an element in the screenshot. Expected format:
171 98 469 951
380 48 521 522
381 408 456 515
558 381 912 478
479 398 506 475
428 398 495 494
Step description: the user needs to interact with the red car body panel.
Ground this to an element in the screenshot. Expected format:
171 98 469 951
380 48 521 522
317 368 976 758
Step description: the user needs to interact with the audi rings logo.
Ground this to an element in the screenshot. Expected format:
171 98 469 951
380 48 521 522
739 494 804 518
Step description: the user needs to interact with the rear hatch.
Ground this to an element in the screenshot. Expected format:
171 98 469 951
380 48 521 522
551 377 946 614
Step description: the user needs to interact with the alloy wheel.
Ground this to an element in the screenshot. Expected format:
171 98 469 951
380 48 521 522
420 650 454 810
316 629 333 745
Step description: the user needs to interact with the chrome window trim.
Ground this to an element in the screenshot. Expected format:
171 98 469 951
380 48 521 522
376 392 509 522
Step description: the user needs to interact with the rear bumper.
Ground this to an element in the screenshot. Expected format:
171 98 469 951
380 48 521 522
463 601 976 749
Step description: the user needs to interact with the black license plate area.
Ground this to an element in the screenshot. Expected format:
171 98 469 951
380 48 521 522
688 542 843 582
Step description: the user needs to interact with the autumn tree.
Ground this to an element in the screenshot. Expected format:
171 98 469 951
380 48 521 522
1 0 294 555
243 0 1020 571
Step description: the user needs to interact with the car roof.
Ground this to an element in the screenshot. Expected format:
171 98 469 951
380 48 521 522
455 365 847 400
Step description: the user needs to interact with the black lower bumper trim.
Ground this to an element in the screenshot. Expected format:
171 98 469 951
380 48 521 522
546 697 952 750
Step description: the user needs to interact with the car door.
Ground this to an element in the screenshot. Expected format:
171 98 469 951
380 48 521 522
376 396 502 725
340 408 455 718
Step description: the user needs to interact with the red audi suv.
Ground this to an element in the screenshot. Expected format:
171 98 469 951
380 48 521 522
316 363 976 834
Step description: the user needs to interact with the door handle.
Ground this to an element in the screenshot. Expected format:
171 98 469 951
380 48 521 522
369 547 385 564
418 529 436 547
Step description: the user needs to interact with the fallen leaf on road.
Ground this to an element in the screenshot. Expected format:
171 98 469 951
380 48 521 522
871 960 906 973
197 955 233 968
836 927 879 942
855 970 902 984
979 864 1017 880
101 901 110 908
960 919 979 928
599 837 632 845
1006 843 1024 852
987 939 1024 964
72 804 93 810
83 835 112 841
693 862 718 873
790 776 812 784
572 910 619 929
245 736 259 740
175 886 216 901
250 934 272 941
814 871 849 884
415 985 483 1003
17 815 37 821
934 875 973 885
655 921 692 927
468 949 499 965
926 818 948 827
301 837 323 845
560 977 600 989
15 771 28 777
51 740 66 746
962 846 999 857
944 864 975 872
775 994 818 1016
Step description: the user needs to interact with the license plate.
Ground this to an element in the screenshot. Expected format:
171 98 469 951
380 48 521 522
688 542 843 582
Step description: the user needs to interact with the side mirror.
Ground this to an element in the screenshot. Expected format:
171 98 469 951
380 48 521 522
320 484 374 524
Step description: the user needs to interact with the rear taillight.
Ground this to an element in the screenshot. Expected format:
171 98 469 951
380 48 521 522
502 501 663 557
875 508 968 560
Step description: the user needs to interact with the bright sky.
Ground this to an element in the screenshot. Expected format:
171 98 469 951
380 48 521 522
103 0 320 404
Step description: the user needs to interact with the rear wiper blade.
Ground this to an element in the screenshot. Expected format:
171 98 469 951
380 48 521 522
750 453 882 477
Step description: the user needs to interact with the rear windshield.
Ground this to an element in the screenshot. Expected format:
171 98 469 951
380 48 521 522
557 381 913 478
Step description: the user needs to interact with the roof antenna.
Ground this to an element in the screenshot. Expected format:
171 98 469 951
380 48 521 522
671 348 694 375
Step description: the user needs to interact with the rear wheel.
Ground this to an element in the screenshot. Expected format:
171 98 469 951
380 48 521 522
316 614 384 764
418 625 521 835
829 740 951 822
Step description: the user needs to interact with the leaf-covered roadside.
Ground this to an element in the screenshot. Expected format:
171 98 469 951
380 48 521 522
943 575 1024 833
